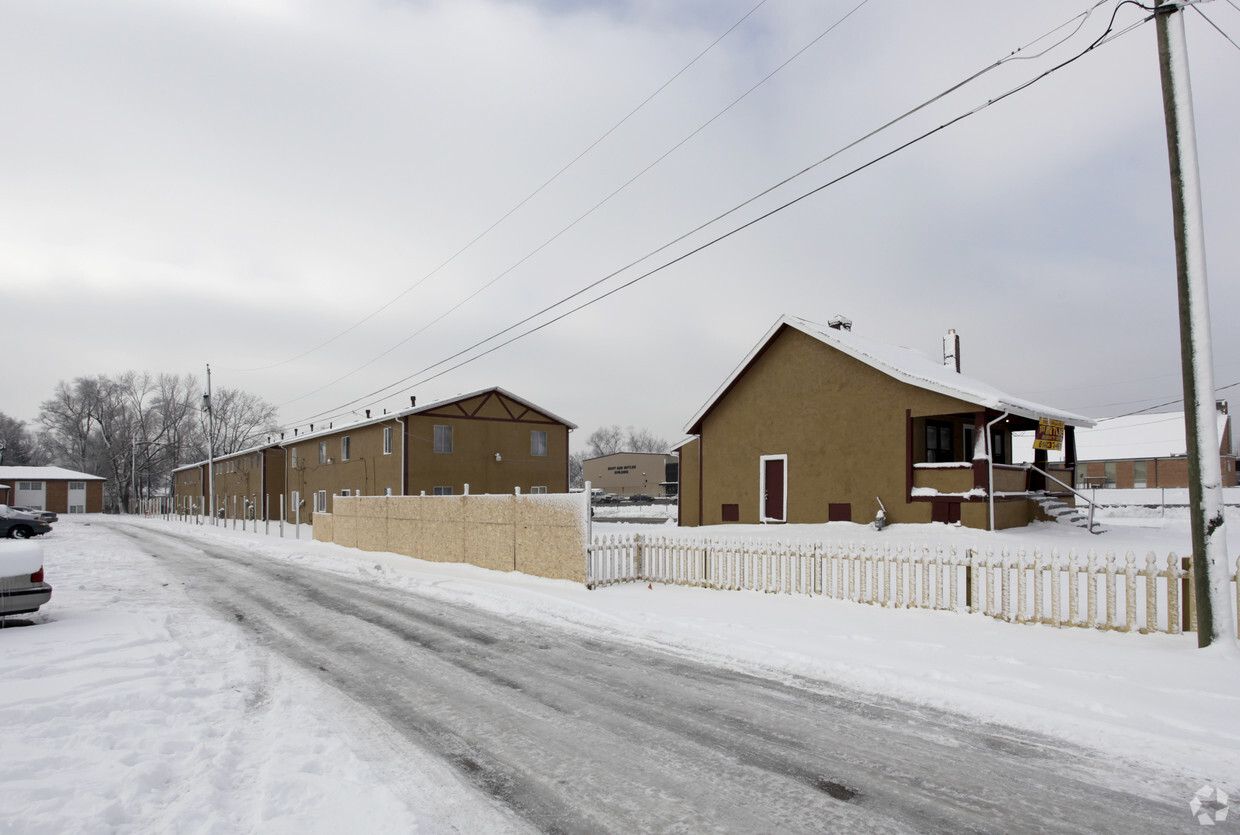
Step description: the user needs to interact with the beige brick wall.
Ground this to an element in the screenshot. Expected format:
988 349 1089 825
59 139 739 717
315 493 588 582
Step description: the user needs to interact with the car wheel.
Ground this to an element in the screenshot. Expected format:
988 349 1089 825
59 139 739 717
8 526 32 539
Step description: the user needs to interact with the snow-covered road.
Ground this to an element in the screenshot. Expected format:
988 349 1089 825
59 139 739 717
99 521 1194 833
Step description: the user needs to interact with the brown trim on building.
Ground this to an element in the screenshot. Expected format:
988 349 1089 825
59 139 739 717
415 410 561 426
698 435 704 528
905 409 913 503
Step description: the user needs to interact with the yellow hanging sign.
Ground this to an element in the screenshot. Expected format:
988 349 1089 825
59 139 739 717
1033 418 1065 451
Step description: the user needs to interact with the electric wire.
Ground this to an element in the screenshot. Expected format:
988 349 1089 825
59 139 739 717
277 0 876 408
285 2 1153 432
282 0 1119 425
1192 4 1240 52
228 0 771 374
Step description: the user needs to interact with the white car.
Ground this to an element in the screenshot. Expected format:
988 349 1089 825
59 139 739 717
0 541 52 617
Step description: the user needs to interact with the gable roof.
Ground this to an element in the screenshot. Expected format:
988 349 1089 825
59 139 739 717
685 315 1094 434
0 466 105 481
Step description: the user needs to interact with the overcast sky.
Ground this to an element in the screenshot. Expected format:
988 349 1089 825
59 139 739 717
4 0 1238 448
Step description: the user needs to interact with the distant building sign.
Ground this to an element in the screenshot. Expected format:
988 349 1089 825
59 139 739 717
1033 418 1065 451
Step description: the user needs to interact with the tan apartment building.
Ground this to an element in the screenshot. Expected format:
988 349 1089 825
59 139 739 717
174 443 287 519
583 452 678 498
174 386 574 521
678 315 1093 530
0 466 105 514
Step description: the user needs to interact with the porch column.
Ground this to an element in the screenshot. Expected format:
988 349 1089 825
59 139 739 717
972 412 988 492
1032 447 1047 492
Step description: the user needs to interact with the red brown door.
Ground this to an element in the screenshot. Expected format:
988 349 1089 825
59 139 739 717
763 458 785 521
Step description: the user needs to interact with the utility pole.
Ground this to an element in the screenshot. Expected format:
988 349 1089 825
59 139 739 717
1155 0 1235 648
204 364 216 524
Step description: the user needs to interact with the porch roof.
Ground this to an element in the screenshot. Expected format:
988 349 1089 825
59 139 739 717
685 315 1095 434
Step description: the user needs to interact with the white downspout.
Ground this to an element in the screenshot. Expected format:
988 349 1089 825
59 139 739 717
986 411 1009 532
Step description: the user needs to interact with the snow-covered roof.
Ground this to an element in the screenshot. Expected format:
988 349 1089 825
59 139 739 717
1073 411 1229 461
173 386 576 472
0 466 105 481
685 316 1094 434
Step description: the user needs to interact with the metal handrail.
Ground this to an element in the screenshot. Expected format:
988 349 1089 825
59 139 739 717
1027 464 1099 533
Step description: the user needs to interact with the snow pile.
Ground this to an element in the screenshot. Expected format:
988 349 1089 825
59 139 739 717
0 541 43 576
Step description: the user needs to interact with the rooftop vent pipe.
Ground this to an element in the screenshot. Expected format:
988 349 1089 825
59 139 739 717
827 315 852 331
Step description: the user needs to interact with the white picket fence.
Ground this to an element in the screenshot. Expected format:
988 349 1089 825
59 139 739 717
587 534 1240 637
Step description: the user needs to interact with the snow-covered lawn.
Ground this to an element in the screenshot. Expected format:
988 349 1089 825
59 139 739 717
2 511 1238 832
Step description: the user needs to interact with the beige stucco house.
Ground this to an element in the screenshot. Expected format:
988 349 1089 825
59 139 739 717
678 315 1094 530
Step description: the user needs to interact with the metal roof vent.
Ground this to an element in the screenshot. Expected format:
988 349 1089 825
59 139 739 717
827 315 852 331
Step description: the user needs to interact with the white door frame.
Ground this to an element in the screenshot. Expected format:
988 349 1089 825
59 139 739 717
759 454 788 523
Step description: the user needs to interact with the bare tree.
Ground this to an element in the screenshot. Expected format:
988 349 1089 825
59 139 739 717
39 380 97 471
585 425 669 457
568 451 584 489
625 427 669 454
586 425 625 457
36 371 279 512
0 413 48 466
197 387 279 457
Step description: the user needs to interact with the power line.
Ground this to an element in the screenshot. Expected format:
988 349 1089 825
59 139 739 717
227 0 772 375
276 0 876 409
285 2 1152 431
1192 4 1240 53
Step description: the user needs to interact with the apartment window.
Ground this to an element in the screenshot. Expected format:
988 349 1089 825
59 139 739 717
531 430 547 457
290 448 297 468
1134 460 1148 489
925 421 953 463
434 425 453 454
319 441 327 464
383 426 393 455
316 490 327 512
18 481 42 491
433 486 453 496
529 486 548 495
340 489 351 497
341 436 351 461
69 505 85 514
1104 462 1117 486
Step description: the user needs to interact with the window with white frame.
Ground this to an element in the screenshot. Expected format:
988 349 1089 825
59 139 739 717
18 481 41 491
290 448 297 468
434 425 453 454
432 486 453 496
340 489 350 497
68 481 86 491
341 436 351 461
530 430 547 457
69 505 85 514
383 426 393 455
319 441 327 464
316 490 327 512
530 486 548 494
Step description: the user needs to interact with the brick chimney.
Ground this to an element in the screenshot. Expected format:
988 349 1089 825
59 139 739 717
943 329 961 373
